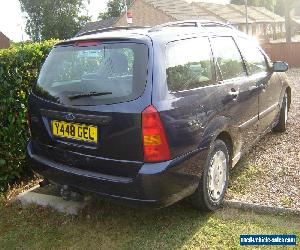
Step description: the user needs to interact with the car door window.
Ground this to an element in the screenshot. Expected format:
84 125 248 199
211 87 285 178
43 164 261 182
166 37 214 92
211 37 246 81
235 37 268 75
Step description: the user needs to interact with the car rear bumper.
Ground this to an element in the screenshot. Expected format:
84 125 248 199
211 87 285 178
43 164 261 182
27 140 207 208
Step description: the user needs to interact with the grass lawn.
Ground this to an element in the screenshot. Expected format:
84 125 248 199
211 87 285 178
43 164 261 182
0 197 299 250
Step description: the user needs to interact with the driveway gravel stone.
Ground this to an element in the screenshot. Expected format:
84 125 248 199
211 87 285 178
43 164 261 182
227 69 300 210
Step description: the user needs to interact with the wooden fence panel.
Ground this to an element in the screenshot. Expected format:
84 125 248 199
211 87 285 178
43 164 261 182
262 42 300 68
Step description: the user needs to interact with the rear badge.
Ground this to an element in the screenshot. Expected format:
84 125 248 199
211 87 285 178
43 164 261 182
65 113 76 121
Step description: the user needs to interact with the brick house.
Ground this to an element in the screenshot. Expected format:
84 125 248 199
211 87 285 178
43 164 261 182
0 32 10 49
114 0 175 27
78 17 118 35
115 0 285 39
81 0 285 39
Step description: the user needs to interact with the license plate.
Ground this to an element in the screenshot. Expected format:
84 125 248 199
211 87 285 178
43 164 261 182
51 120 98 143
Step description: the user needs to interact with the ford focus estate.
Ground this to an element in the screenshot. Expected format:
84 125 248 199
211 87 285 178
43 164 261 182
27 21 291 211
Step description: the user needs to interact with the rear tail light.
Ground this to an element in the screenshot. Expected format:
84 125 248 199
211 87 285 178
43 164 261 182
142 105 171 162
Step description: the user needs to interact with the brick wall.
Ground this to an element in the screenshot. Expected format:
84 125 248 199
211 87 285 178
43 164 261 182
114 0 175 27
0 33 10 49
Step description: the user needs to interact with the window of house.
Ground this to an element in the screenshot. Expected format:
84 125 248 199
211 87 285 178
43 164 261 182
235 37 268 75
166 37 214 92
210 37 246 81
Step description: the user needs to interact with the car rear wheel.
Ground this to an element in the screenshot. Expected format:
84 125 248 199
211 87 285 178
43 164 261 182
273 92 288 133
191 139 229 211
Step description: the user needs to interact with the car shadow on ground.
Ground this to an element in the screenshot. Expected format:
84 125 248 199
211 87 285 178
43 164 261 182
79 197 212 249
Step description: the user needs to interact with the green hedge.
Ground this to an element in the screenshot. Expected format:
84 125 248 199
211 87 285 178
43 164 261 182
0 40 58 192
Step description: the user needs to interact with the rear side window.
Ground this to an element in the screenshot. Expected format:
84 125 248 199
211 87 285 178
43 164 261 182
35 42 148 106
235 37 268 75
211 37 246 81
166 37 214 92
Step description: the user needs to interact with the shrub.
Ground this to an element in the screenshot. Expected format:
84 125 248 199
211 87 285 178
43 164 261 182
0 40 58 192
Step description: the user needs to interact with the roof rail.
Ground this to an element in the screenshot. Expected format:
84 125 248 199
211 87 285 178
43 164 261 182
149 21 201 32
149 20 235 32
201 21 235 29
76 26 150 37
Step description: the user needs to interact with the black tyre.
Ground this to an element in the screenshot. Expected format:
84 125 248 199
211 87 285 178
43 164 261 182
273 92 288 133
191 139 229 211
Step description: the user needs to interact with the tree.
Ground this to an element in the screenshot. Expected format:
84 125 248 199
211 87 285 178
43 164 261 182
282 0 297 42
274 0 297 42
231 0 298 42
274 0 285 16
20 0 90 41
99 0 133 20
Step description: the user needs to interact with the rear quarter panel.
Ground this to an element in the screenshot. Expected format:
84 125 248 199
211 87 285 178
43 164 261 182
151 39 238 160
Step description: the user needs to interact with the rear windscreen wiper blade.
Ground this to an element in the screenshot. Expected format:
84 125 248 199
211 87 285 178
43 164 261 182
68 91 112 100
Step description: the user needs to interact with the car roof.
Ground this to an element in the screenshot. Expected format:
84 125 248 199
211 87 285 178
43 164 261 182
62 21 249 46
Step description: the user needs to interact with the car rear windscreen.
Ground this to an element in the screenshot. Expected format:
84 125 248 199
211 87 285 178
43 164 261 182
34 42 148 106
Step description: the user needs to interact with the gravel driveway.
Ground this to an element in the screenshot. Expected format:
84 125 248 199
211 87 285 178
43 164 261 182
227 69 300 210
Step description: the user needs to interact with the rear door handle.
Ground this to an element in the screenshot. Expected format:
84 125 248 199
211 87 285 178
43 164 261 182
228 88 239 102
222 88 239 105
229 89 239 96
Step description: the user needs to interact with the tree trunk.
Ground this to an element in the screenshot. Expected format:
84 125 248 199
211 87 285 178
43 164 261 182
285 0 292 42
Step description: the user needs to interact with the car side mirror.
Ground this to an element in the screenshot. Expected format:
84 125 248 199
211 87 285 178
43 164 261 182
272 61 289 72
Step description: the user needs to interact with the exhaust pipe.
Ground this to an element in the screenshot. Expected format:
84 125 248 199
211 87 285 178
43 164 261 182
60 185 71 201
60 185 84 201
39 179 49 188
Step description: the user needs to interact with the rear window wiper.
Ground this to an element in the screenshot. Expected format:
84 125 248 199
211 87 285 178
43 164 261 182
68 91 112 100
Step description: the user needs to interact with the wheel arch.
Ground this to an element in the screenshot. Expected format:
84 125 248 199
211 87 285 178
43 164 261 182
200 115 236 168
215 131 234 168
286 86 291 111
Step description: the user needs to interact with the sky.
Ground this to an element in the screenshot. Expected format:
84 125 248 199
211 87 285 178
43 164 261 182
0 0 230 42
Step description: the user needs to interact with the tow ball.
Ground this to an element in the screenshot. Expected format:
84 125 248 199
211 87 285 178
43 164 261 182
60 185 84 201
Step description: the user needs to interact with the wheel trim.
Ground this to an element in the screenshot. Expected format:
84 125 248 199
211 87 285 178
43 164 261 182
207 150 227 202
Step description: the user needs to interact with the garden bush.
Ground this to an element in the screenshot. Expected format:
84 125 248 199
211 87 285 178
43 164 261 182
0 40 58 192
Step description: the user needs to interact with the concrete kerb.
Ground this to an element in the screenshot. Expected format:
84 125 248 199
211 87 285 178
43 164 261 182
16 185 90 215
224 199 300 216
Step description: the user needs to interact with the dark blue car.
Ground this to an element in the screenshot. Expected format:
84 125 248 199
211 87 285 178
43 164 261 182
27 21 291 211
